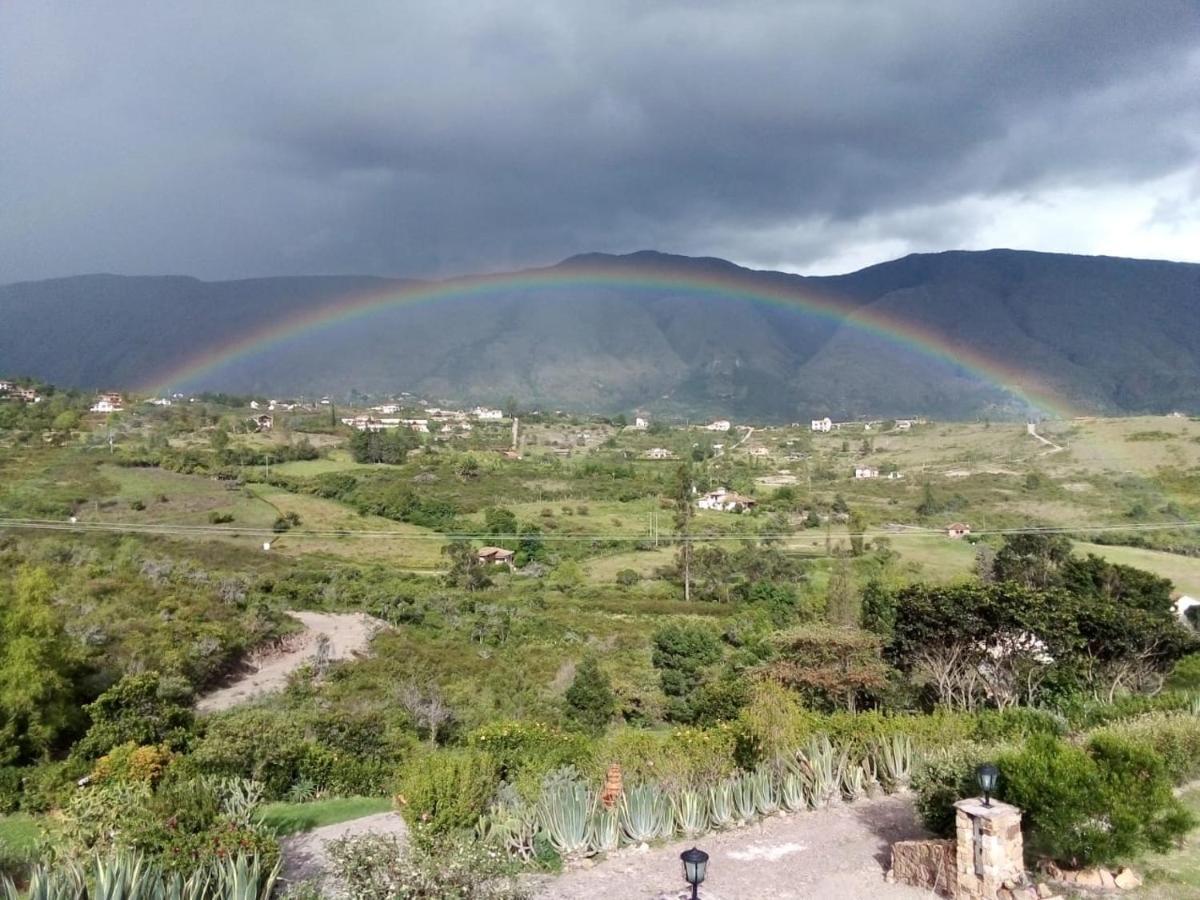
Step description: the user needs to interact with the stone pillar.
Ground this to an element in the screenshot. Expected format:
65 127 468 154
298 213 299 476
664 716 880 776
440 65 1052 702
953 799 1024 899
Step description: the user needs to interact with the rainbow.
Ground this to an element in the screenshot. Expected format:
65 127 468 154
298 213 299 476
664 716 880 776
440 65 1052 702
141 256 1076 418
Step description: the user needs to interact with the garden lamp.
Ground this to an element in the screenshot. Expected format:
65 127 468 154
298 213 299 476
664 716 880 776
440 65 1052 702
681 846 709 900
977 763 999 807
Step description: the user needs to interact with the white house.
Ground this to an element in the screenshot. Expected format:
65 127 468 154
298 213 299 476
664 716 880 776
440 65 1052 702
697 487 757 512
148 397 172 407
854 465 879 479
811 417 833 433
0 381 12 393
90 393 124 413
634 416 649 430
706 420 732 432
249 400 260 410
748 446 770 458
895 420 913 431
473 406 504 420
946 522 972 539
645 447 675 460
885 471 904 480
252 414 274 431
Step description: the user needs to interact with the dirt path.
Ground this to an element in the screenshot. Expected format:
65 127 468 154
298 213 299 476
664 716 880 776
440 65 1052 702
1027 423 1064 453
197 611 383 712
535 794 935 900
280 811 408 887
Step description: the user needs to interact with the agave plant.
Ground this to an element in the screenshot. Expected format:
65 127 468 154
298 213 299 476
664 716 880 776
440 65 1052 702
536 778 592 856
478 783 538 860
731 772 757 823
619 782 672 844
798 735 841 808
841 758 867 801
751 767 780 816
587 806 621 854
780 771 807 812
671 787 708 837
877 733 915 793
708 778 736 829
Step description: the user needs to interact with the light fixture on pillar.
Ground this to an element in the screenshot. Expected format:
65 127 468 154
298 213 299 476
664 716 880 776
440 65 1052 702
681 846 709 900
977 763 999 807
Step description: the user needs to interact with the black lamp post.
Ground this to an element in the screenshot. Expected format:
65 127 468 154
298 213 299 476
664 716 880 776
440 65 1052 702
977 763 999 807
681 846 709 900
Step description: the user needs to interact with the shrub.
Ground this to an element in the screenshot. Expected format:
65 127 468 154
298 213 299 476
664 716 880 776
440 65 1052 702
90 743 174 785
395 749 499 838
1167 654 1200 691
912 742 1000 836
327 832 528 900
1089 712 1200 784
998 734 1193 867
0 768 21 815
75 672 195 760
615 569 640 587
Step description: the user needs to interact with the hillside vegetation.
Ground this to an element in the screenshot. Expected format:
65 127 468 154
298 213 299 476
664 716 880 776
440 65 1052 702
2 249 1199 419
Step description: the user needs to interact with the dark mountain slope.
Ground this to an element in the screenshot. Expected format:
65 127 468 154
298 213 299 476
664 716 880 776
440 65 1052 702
1 249 1197 419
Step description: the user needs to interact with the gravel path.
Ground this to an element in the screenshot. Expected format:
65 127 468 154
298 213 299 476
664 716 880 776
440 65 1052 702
197 611 383 712
280 811 409 887
535 794 936 900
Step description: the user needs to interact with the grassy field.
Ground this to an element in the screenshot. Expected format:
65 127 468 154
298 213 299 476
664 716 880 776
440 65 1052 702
258 796 394 836
1076 543 1200 598
0 813 42 870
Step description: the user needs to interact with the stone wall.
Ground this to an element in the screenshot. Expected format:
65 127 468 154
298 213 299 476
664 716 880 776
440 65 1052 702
889 839 956 896
953 799 1025 900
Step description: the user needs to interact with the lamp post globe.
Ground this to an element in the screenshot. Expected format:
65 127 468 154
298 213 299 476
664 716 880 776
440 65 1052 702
977 763 999 807
681 846 709 900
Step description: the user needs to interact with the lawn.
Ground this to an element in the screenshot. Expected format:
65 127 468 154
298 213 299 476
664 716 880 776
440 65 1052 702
1076 542 1200 598
258 796 395 836
1130 787 1200 898
0 813 43 871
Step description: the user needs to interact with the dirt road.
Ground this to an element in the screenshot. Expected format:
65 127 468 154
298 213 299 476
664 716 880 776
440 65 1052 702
197 611 383 712
535 794 935 900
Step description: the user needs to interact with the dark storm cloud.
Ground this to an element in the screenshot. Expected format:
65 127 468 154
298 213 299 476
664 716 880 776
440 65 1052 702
2 1 1198 281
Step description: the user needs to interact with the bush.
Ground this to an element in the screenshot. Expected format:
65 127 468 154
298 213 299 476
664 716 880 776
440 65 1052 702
327 831 528 900
89 743 174 785
0 768 21 814
1090 712 1200 784
614 569 640 587
912 742 999 836
1167 654 1200 691
998 734 1193 867
395 749 499 838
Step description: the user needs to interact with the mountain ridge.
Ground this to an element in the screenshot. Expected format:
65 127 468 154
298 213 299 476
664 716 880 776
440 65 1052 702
2 248 1198 420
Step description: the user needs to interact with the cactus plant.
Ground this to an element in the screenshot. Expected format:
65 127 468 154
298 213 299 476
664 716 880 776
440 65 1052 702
619 782 672 843
671 787 708 837
478 783 538 860
708 778 736 829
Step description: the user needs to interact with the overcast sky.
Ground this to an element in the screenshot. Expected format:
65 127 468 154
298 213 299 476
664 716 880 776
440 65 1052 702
2 1 1199 282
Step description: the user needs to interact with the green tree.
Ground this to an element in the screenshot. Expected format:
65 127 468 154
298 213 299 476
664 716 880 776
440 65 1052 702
848 511 866 557
765 625 892 712
825 553 858 626
0 566 77 762
564 657 616 734
860 579 896 638
992 532 1073 590
442 541 492 591
651 623 722 723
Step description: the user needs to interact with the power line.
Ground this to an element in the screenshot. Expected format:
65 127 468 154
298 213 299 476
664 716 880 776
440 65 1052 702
2 516 1199 543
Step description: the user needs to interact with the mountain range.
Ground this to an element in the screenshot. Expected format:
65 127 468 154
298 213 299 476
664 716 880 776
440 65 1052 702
2 249 1198 420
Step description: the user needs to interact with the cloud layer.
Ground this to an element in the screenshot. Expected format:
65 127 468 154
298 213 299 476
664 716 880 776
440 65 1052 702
2 1 1198 281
